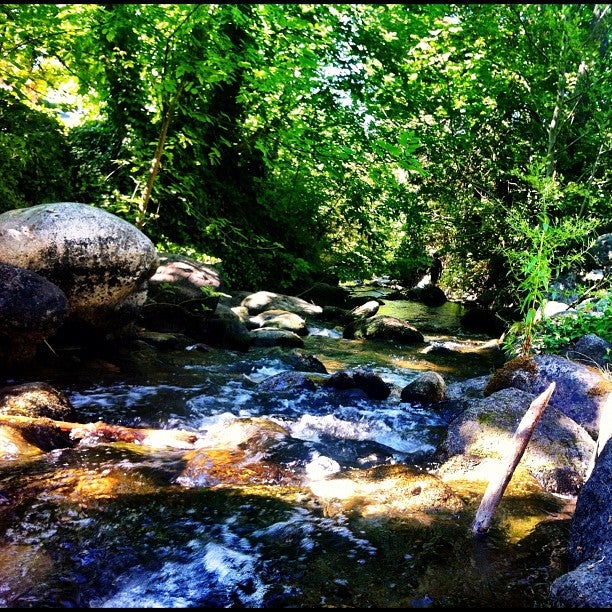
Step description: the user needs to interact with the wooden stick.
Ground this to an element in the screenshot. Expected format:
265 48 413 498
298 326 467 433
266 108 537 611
0 414 198 449
472 382 556 535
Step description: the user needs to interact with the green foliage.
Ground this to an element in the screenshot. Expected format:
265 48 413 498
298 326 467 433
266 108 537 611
532 292 612 356
0 3 609 304
0 92 74 211
500 170 598 357
198 284 226 300
155 238 222 266
388 254 431 288
67 120 120 205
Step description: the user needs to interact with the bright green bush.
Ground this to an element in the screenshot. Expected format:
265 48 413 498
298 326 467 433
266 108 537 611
504 290 612 358
0 93 75 211
537 297 612 355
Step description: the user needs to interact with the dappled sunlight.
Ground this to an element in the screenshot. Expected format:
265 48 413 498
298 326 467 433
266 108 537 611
308 464 464 523
0 425 45 460
0 289 580 607
179 447 302 488
15 445 188 504
436 459 576 543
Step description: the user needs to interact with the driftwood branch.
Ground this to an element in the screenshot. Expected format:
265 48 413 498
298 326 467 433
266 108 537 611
472 382 556 535
0 414 198 450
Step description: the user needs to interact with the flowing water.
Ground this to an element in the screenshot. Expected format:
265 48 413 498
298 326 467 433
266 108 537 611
0 294 572 608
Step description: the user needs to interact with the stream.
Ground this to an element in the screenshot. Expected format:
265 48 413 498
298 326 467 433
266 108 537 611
0 293 572 608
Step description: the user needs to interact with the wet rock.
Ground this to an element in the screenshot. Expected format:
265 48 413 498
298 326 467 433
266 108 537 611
258 371 317 393
131 329 195 350
179 416 300 488
401 371 446 404
249 328 305 348
343 315 425 345
241 290 322 317
405 284 447 306
0 417 74 459
348 299 380 319
325 368 390 400
383 289 409 301
0 381 77 420
248 309 308 336
284 350 328 374
0 262 68 367
179 446 301 488
195 302 252 351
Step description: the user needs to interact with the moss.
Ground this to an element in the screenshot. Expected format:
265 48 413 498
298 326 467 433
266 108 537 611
476 411 495 425
587 379 612 396
483 355 538 397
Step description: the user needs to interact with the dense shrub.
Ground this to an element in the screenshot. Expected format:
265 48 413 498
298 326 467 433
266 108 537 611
0 93 75 212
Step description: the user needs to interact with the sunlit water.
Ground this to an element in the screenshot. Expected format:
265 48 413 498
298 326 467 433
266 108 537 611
0 296 572 608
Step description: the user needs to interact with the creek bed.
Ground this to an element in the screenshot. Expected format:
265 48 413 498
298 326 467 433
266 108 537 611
0 297 573 607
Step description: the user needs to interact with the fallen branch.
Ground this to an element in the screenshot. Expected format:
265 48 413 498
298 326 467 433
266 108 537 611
0 414 198 450
472 382 556 535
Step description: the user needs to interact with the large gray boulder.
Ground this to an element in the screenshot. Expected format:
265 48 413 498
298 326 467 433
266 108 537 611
434 385 596 495
0 202 159 332
484 354 610 439
549 438 612 608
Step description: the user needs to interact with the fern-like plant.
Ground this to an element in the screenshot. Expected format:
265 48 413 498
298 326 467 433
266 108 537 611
501 174 597 357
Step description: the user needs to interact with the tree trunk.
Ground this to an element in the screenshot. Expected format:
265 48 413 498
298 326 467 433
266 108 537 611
472 382 556 534
136 79 186 229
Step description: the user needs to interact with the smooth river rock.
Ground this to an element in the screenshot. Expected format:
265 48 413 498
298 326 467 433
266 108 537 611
0 202 159 332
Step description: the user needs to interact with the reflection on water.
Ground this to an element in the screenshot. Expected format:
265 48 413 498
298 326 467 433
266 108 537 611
0 297 571 608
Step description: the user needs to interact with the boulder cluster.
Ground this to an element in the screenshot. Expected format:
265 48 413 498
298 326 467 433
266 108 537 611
0 202 159 366
0 202 609 607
